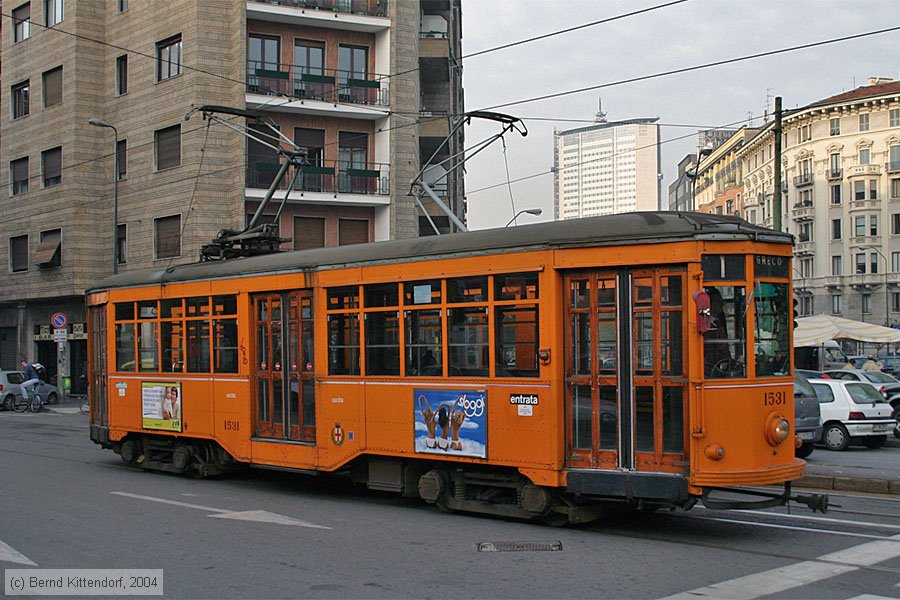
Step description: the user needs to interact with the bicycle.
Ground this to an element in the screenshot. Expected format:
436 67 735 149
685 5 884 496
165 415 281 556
12 391 43 413
79 395 90 415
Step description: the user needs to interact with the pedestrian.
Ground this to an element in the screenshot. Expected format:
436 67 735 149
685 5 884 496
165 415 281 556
19 359 41 406
861 355 882 371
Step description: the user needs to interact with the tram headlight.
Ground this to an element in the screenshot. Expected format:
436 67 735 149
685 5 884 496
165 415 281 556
764 412 791 447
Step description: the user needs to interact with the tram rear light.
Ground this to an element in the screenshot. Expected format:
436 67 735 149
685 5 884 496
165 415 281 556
848 411 866 420
704 444 725 460
764 412 791 446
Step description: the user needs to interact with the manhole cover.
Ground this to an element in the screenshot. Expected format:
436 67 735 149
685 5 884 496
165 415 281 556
477 541 562 552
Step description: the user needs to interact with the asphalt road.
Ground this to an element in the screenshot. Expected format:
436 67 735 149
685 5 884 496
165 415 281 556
2 411 899 599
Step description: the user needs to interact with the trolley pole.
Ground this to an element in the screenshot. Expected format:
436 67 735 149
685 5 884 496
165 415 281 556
773 97 783 232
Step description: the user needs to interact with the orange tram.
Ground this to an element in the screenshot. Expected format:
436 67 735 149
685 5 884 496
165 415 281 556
86 212 827 524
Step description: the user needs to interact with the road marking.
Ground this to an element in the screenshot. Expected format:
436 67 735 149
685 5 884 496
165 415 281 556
0 539 36 566
112 491 330 529
846 596 898 600
659 533 900 600
714 508 900 532
680 515 891 540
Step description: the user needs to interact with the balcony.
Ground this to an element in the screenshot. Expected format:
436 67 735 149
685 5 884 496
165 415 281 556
248 0 387 17
886 161 900 174
822 276 843 289
791 202 814 221
794 240 815 255
846 164 881 177
826 168 842 180
246 159 390 197
849 235 881 248
793 172 813 187
848 198 879 211
247 61 389 108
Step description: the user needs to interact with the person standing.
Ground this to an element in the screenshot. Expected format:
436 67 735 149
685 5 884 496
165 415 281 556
862 355 883 371
19 359 41 406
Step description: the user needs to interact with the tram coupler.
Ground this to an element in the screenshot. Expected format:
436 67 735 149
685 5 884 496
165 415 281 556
701 482 829 513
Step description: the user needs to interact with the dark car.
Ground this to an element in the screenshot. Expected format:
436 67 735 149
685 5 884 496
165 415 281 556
876 355 900 375
794 372 822 458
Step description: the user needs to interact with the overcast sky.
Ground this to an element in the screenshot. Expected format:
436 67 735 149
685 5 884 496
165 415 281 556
458 0 899 230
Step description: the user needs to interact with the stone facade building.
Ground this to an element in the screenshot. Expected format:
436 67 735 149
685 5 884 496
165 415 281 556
0 0 464 390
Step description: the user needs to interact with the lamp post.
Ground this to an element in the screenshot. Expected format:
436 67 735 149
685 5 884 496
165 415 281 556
505 208 542 227
88 119 119 274
862 245 889 327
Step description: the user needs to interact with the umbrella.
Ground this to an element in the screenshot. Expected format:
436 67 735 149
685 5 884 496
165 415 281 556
794 314 900 347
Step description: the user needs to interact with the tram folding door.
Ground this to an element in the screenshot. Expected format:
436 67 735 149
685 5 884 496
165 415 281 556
564 268 687 473
252 291 315 442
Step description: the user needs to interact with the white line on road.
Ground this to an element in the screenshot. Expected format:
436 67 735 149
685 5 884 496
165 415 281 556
111 491 331 529
707 507 900 532
0 539 36 566
658 533 900 600
679 514 892 540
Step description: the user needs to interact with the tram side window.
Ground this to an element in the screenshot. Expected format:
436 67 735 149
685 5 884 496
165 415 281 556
365 312 400 376
495 305 538 377
449 306 489 377
754 282 790 376
214 318 238 373
115 322 135 371
328 314 360 375
703 285 747 378
407 309 442 376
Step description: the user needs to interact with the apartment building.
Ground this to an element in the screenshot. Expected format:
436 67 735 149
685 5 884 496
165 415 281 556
741 78 900 324
0 0 464 389
694 127 759 218
553 116 661 220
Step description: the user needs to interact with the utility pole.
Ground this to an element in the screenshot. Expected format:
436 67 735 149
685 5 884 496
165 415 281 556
773 97 783 232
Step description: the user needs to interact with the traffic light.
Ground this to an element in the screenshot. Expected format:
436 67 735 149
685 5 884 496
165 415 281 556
793 297 799 329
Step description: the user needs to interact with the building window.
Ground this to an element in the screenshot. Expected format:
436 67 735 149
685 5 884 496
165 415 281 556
862 293 871 314
800 257 813 278
859 148 870 165
893 292 900 313
891 145 900 172
856 253 866 274
116 139 127 180
893 214 900 235
154 215 181 259
116 55 128 96
892 108 900 128
293 216 325 250
854 216 866 237
800 295 813 316
831 184 841 204
832 255 842 276
870 179 878 200
798 124 811 143
44 0 63 26
829 153 841 176
854 180 866 200
859 113 869 132
10 157 29 196
831 294 842 315
338 219 369 246
36 229 61 269
116 0 127 12
41 146 62 187
13 3 31 43
154 124 180 170
10 235 28 273
42 67 63 108
831 218 842 240
117 224 127 264
870 215 879 236
338 45 368 102
830 117 840 136
892 179 900 200
156 34 182 81
12 81 30 119
893 252 900 273
798 222 812 243
871 252 879 274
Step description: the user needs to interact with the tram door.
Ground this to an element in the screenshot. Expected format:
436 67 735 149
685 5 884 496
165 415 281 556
565 268 687 472
252 291 315 442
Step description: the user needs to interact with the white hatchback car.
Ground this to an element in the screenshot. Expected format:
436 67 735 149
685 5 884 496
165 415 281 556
0 370 61 411
809 379 895 450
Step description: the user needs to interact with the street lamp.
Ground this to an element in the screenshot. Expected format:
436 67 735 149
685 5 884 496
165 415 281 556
861 245 889 326
505 208 542 227
88 118 119 275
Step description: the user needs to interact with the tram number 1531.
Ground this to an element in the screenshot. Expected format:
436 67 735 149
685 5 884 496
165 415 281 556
763 391 786 406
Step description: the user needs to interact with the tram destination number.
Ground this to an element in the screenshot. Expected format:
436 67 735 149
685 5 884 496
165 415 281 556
763 391 786 406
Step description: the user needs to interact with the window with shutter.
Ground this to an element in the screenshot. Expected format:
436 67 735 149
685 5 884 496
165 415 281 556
42 147 62 187
36 229 61 268
13 4 31 42
155 125 181 171
157 35 182 81
116 140 127 180
116 55 128 96
11 157 29 195
293 217 325 250
10 235 28 272
43 67 62 107
338 219 369 246
155 215 181 259
12 81 30 119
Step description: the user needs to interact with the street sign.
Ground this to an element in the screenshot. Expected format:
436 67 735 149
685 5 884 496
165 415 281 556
53 328 68 343
51 312 68 329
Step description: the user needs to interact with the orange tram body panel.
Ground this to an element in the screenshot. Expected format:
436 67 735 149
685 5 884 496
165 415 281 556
86 212 827 524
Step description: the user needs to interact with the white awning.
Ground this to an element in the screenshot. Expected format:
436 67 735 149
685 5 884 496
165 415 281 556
794 314 900 347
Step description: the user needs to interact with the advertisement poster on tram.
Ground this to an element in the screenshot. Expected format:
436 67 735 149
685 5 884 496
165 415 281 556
414 388 486 458
142 382 182 432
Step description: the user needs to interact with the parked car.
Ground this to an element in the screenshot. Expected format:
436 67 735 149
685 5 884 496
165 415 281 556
808 379 894 450
822 369 900 407
0 370 60 410
876 354 900 375
793 372 822 458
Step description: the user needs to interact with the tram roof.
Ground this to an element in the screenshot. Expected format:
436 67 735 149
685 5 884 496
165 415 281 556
90 211 791 291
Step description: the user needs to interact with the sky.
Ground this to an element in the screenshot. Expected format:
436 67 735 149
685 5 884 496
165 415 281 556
458 0 900 230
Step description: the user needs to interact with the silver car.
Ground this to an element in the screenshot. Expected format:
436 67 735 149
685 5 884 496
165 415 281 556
0 370 61 410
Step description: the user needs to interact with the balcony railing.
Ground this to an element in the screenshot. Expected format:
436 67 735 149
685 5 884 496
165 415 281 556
247 0 388 17
826 168 842 180
887 161 900 174
793 172 813 187
246 159 390 195
247 61 389 107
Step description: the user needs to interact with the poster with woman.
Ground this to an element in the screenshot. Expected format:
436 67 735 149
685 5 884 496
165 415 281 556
414 388 486 458
142 382 182 432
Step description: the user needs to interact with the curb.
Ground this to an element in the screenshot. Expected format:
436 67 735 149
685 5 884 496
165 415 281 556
795 474 900 496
